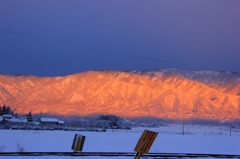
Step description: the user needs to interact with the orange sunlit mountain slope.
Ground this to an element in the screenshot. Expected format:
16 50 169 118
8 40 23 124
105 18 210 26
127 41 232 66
0 70 239 120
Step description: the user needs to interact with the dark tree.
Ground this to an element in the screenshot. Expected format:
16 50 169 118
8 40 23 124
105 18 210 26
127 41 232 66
6 106 11 114
98 115 122 128
26 112 33 122
0 105 15 116
1 105 7 114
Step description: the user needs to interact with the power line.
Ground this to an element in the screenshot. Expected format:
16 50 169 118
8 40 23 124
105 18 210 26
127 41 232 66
0 28 36 38
124 54 188 67
0 27 224 72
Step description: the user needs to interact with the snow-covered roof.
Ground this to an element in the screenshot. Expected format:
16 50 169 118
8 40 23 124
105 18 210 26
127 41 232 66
40 117 59 123
8 118 21 123
58 121 65 124
32 122 40 125
3 114 13 118
22 119 28 123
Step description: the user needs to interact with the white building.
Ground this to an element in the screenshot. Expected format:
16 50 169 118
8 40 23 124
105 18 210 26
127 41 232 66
40 117 64 125
2 114 13 120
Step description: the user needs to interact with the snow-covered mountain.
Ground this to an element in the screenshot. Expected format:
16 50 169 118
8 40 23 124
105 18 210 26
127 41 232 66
143 68 240 95
0 69 239 120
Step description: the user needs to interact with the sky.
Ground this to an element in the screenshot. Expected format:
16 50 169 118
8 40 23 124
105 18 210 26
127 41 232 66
0 0 240 76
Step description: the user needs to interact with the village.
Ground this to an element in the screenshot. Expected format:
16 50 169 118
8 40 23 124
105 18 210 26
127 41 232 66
0 104 68 130
0 105 131 131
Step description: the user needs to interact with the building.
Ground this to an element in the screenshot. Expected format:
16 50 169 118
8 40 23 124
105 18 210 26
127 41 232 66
2 114 13 121
40 117 64 125
0 116 4 129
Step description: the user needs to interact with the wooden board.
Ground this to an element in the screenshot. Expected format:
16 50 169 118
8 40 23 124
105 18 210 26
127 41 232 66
134 130 158 154
71 134 85 152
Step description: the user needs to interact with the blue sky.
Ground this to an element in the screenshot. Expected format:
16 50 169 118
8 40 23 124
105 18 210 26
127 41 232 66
0 0 239 76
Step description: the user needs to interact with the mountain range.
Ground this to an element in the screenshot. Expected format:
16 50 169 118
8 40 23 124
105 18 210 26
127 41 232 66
0 69 239 120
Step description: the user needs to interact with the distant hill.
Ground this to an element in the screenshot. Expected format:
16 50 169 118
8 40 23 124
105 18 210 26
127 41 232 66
0 69 239 120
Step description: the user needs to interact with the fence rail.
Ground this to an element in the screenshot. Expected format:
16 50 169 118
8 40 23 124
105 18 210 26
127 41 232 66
0 152 240 158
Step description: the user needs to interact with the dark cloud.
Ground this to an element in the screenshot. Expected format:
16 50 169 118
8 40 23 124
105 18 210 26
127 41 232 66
0 0 239 76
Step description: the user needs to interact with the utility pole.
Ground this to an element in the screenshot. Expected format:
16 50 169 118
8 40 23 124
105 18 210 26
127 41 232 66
229 123 232 137
182 120 185 135
41 109 42 118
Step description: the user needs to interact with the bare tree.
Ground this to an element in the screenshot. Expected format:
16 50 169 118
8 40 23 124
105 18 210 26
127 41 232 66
17 142 26 152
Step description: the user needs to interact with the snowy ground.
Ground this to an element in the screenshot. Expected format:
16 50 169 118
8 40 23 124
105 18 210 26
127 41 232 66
0 124 239 159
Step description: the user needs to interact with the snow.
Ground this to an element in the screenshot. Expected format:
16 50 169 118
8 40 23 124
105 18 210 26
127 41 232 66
195 71 220 76
7 118 21 123
0 125 239 159
39 118 64 124
153 72 164 78
2 114 13 119
40 118 59 122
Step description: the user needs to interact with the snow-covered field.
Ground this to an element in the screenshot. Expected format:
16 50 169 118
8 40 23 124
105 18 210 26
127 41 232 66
0 124 239 159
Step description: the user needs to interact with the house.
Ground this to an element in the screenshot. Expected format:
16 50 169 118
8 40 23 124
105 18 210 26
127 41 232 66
40 117 64 125
0 116 4 129
8 118 21 123
2 114 13 121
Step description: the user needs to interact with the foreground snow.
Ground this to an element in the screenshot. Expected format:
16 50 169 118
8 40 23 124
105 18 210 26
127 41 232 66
0 124 239 158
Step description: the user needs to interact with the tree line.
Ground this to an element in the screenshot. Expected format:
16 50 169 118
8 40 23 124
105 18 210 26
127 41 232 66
0 104 16 116
0 105 32 122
